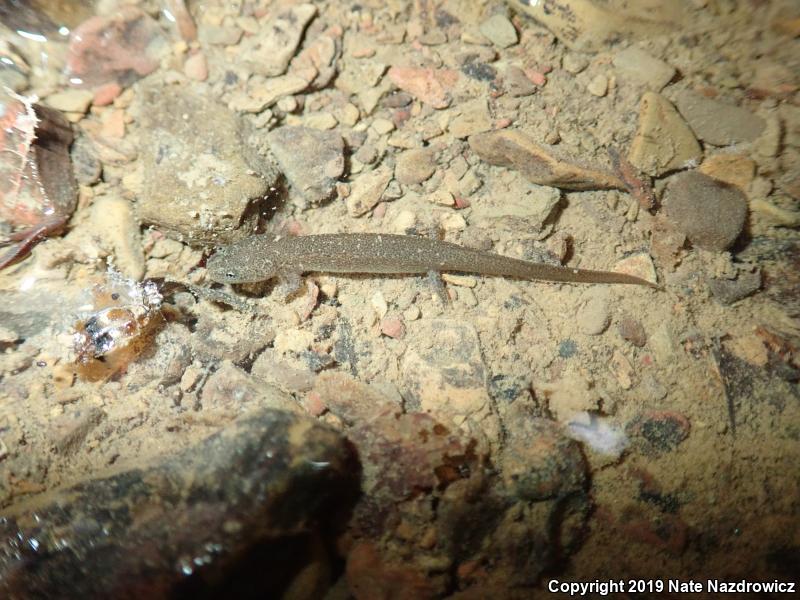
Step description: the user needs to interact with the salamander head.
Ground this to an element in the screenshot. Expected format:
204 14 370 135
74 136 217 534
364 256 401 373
206 237 277 284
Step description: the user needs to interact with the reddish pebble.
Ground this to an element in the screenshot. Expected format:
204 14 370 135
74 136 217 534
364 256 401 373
92 82 122 106
387 66 458 109
304 391 327 417
454 196 471 209
494 117 512 129
525 69 547 86
372 202 388 218
184 52 208 81
380 316 406 339
618 316 647 347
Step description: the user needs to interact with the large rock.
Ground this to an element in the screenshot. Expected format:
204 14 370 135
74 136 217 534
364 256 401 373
136 81 278 245
0 409 358 599
674 91 766 146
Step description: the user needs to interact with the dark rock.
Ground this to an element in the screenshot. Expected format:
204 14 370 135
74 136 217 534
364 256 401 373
708 268 761 305
266 126 344 206
626 410 690 455
661 171 748 251
618 316 647 347
0 409 358 599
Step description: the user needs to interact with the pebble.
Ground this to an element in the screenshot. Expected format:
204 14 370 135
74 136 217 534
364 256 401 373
469 130 625 190
707 269 762 305
394 147 437 185
267 126 344 205
612 47 675 91
662 171 748 251
303 112 338 130
626 410 690 455
92 82 122 106
387 66 458 109
239 4 317 76
183 51 208 81
337 102 360 127
614 253 658 285
674 90 766 146
698 154 755 190
618 316 647 347
136 81 278 244
346 165 392 216
448 98 493 138
577 291 611 335
753 116 782 158
479 14 518 48
45 89 94 114
587 74 609 97
371 118 395 134
628 92 702 176
502 65 537 97
562 53 589 74
380 316 406 339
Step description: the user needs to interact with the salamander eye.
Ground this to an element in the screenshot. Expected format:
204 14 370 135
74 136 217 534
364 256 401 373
225 272 237 280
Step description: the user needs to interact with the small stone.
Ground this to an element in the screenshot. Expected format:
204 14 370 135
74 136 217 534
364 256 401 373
662 171 748 251
609 350 634 389
89 194 145 279
387 66 458 109
753 116 782 158
698 154 755 190
562 53 589 74
479 14 518 48
371 118 395 134
395 148 437 185
380 316 406 339
304 112 338 130
577 292 611 335
267 126 344 205
183 51 208 81
674 90 766 146
502 65 537 97
707 269 761 305
628 92 702 176
448 98 493 139
587 74 608 97
614 253 658 285
239 4 317 77
612 47 675 91
618 317 647 347
346 166 392 217
338 103 360 127
92 82 122 106
45 89 94 114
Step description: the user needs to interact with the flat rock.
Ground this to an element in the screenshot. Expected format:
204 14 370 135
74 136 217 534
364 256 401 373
479 14 518 48
239 3 317 77
577 291 611 335
89 194 144 279
698 154 755 190
469 129 625 190
448 98 493 139
661 171 748 251
387 66 458 109
44 89 94 113
674 91 766 146
628 92 702 176
708 268 761 305
346 165 393 216
394 147 437 185
267 126 344 206
612 47 675 91
136 81 278 245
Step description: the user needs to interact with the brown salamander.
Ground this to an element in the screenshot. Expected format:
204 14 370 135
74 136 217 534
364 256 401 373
206 233 659 289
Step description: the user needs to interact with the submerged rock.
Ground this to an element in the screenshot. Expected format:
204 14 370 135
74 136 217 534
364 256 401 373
0 409 358 599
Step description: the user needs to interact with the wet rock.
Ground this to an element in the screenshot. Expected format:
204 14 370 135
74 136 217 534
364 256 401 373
674 90 766 146
346 165 393 217
469 130 625 190
395 147 437 185
628 92 702 176
612 47 675 91
500 417 587 501
0 409 358 599
626 410 690 455
387 66 458 109
661 171 748 251
240 4 317 77
618 316 647 347
267 126 344 206
136 81 278 245
66 7 166 88
44 89 93 114
577 291 611 335
479 14 518 48
401 319 489 423
708 268 762 305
